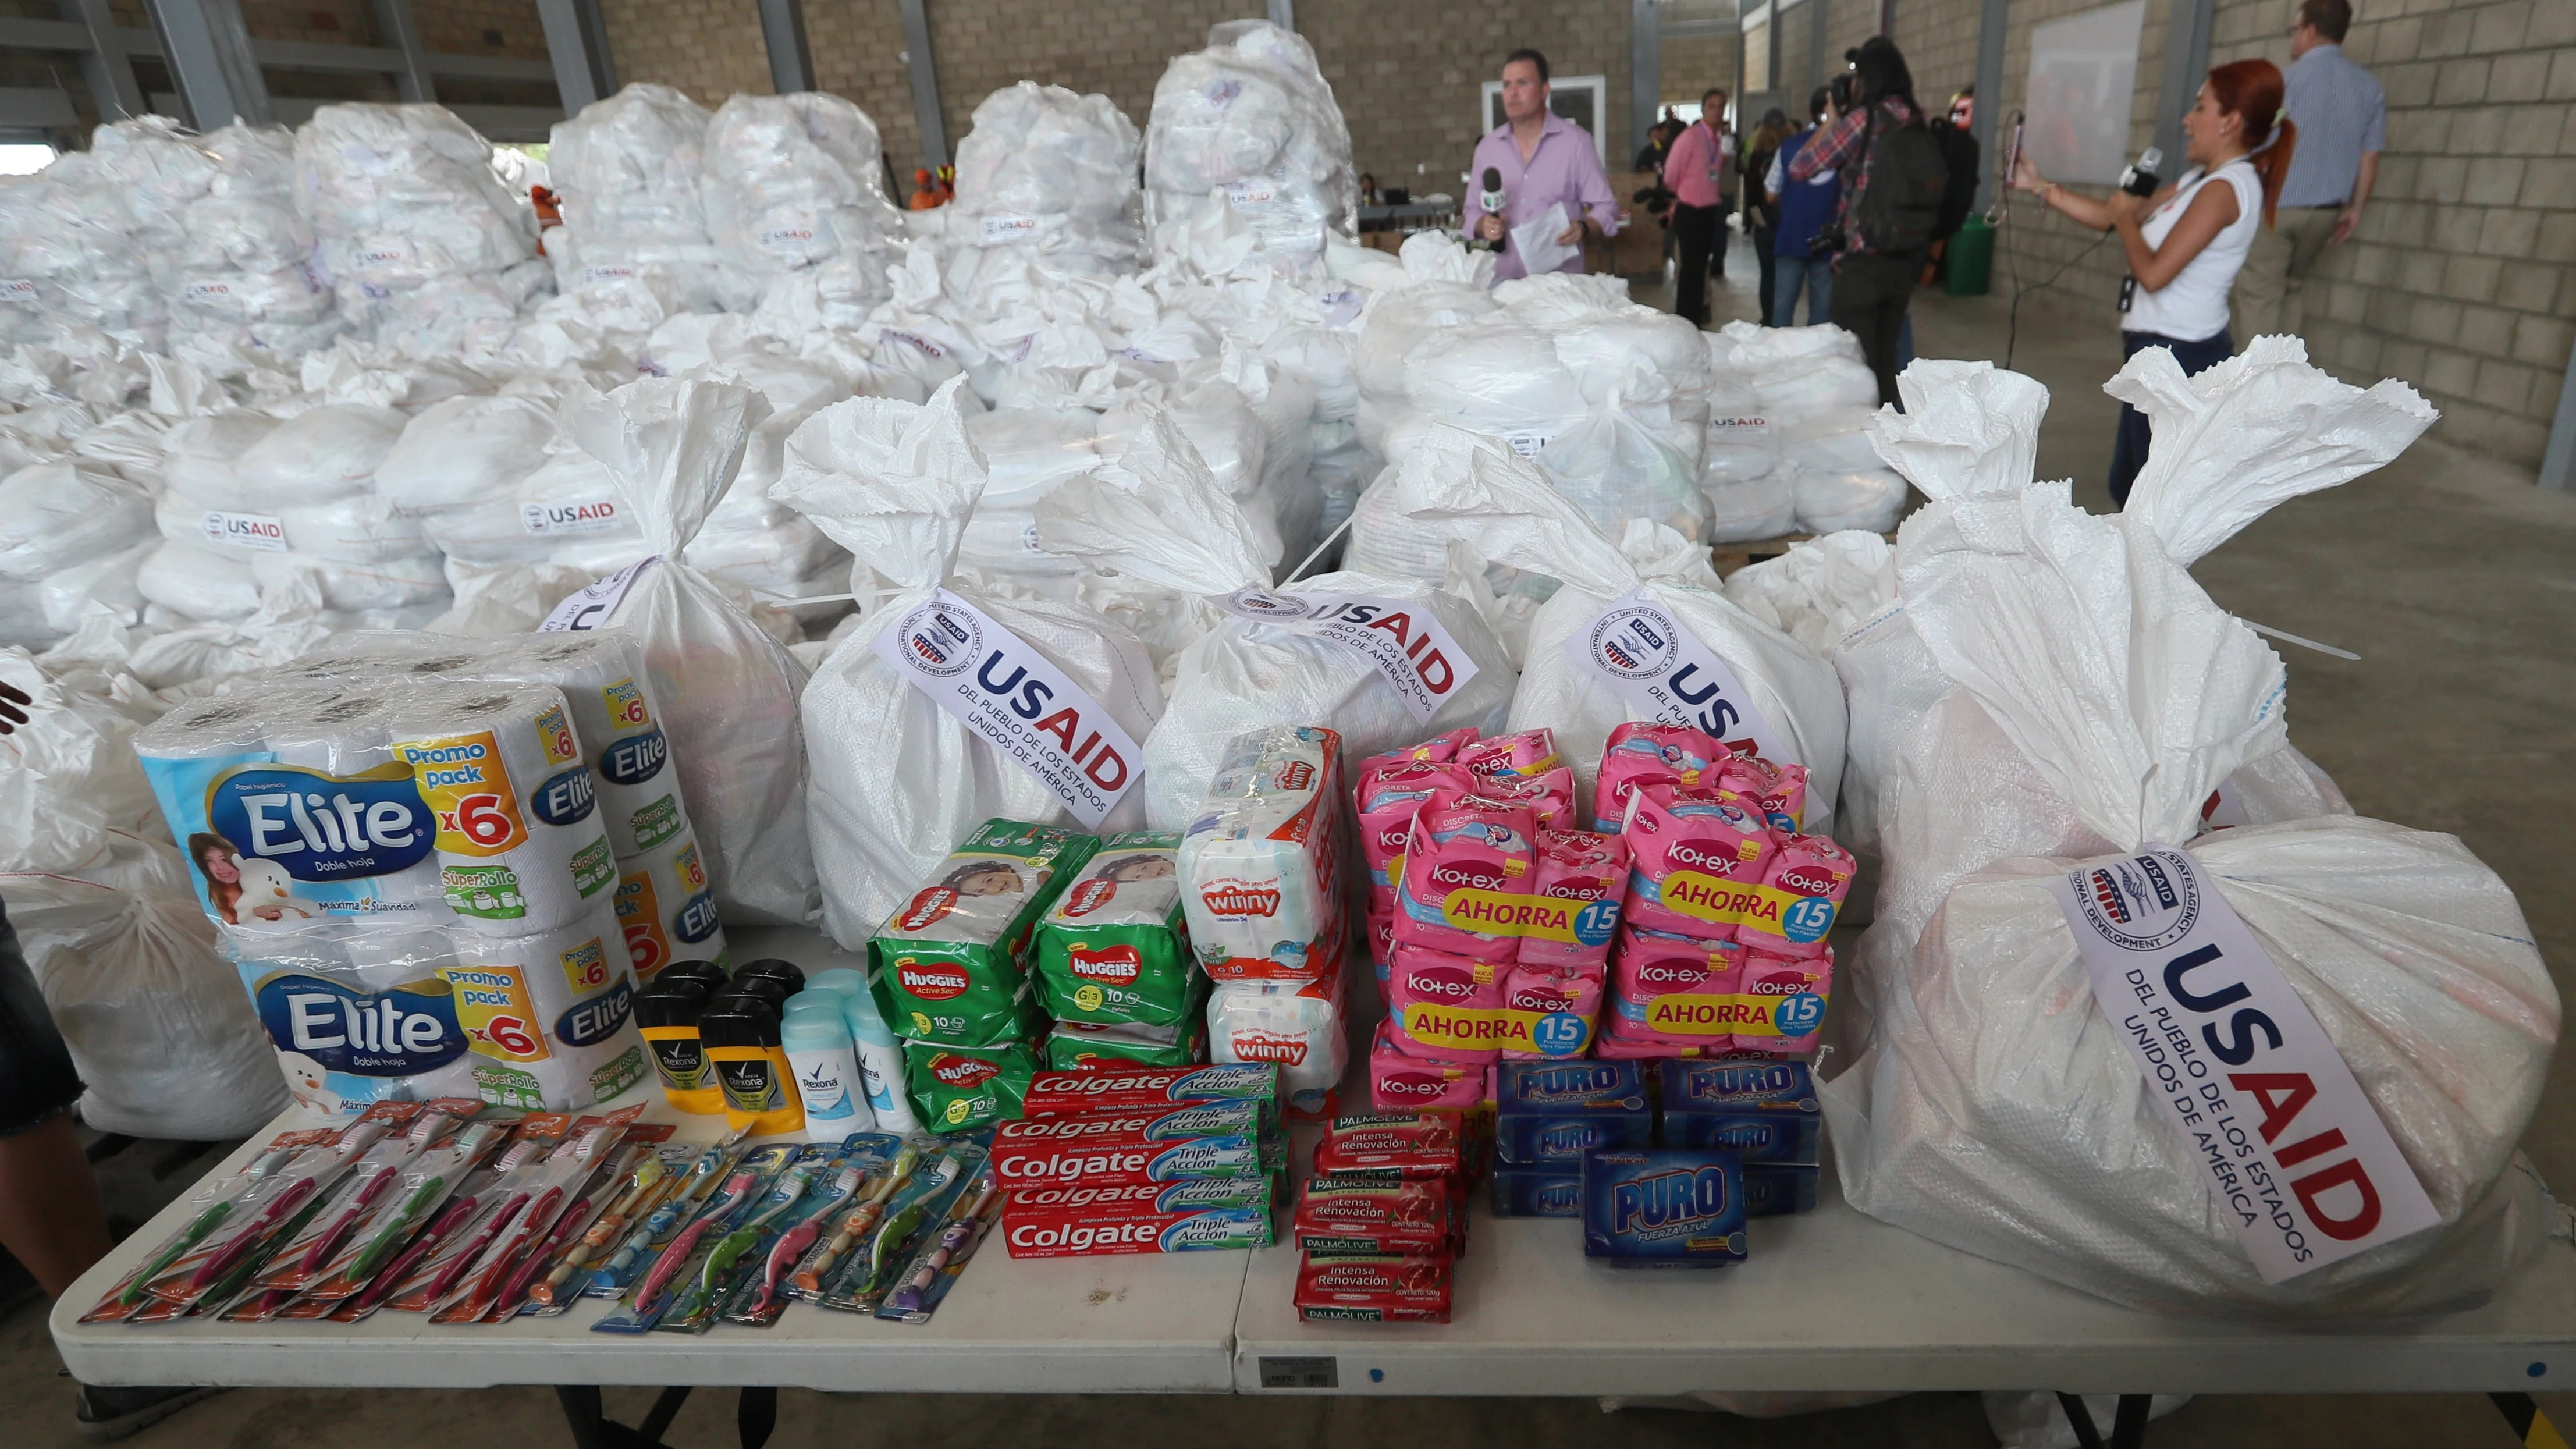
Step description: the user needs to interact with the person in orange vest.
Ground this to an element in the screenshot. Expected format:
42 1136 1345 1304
908 168 941 210
935 164 955 204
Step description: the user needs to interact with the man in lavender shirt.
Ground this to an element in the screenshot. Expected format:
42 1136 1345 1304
1463 48 1621 282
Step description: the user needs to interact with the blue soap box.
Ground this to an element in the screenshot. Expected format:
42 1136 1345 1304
1581 1148 1747 1265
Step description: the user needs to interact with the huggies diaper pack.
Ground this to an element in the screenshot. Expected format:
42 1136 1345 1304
869 820 1096 1048
1033 830 1196 1027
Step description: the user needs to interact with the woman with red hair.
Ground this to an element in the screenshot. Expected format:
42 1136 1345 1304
2012 59 2296 506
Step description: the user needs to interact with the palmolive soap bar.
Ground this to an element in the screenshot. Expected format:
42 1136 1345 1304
1313 1112 1465 1180
1593 723 1728 831
1391 790 1536 961
1178 727 1345 981
1002 1201 1274 1257
1294 1253 1452 1322
1021 1062 1277 1118
1292 1174 1453 1256
1622 786 1774 940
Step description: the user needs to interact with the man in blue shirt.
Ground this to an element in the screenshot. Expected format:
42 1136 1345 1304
2232 0 2383 338
1766 86 1841 327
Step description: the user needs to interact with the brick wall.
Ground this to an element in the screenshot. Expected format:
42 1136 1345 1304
1662 31 1739 108
594 0 768 111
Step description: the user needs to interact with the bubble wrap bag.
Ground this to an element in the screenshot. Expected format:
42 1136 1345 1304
952 81 1143 272
701 93 905 315
564 374 819 928
1824 356 2555 1317
168 124 339 360
774 378 1163 946
1144 20 1356 272
293 104 536 306
546 83 722 307
1377 426 1845 828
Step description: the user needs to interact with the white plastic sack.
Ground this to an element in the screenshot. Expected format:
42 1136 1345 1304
701 93 905 315
1790 465 1910 534
1378 426 1846 825
375 393 559 512
1144 20 1356 273
0 461 151 580
952 82 1143 272
293 103 536 308
566 374 819 928
775 379 1164 945
1724 531 1895 656
226 402 407 503
136 541 260 621
546 83 722 308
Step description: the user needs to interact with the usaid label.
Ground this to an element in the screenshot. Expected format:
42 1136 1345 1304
520 498 624 535
1504 431 1552 460
201 509 289 552
1221 178 1278 209
540 557 659 633
1210 588 1480 726
0 278 37 304
980 212 1042 244
870 588 1142 828
1569 588 1790 762
2045 846 2439 1282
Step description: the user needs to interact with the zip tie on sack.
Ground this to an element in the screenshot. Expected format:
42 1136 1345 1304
1285 511 1358 584
2243 620 2360 662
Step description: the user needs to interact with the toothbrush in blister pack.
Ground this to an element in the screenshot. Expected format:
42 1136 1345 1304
78 1127 337 1324
374 1113 577 1315
724 1135 901 1327
431 1109 645 1324
788 1139 922 1301
520 1143 691 1315
818 1143 985 1314
484 1124 677 1323
240 1100 486 1311
581 1125 754 1299
877 1170 1001 1326
653 1146 836 1334
285 1118 511 1316
591 1142 804 1334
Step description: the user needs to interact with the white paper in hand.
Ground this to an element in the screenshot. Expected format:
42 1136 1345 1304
1510 202 1577 276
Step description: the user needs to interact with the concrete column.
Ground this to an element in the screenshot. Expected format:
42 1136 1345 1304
141 0 269 127
758 0 813 94
1266 0 1294 32
2152 0 2214 171
897 0 947 169
1808 0 1829 96
1632 0 1658 164
1970 0 2006 214
536 0 616 115
368 0 435 104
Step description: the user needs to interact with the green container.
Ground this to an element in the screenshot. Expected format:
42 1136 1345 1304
1045 981 1214 1070
870 819 1097 1047
1034 830 1196 1027
1945 215 1995 296
904 1037 1042 1132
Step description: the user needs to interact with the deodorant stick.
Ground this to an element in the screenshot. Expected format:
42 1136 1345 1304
843 995 919 1135
781 1004 872 1139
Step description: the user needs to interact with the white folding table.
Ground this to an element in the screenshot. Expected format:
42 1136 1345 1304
51 928 2576 1449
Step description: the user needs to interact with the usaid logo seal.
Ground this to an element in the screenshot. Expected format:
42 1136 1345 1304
1585 605 1677 681
1224 588 1317 621
891 600 982 679
2065 848 2198 953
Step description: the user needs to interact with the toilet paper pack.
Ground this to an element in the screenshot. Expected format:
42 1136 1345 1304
443 901 649 1109
612 827 730 979
1177 726 1348 982
384 680 617 934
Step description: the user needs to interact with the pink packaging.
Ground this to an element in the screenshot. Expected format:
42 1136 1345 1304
1730 949 1834 1056
1390 790 1536 963
1608 925 1743 1047
1356 760 1471 902
1355 728 1480 782
1384 943 1507 1063
1622 786 1775 940
1593 723 1728 832
1716 750 1778 802
1369 1019 1489 1111
1500 964 1605 1060
1458 729 1561 782
1473 765 1578 832
1518 829 1629 971
1732 833 1855 958
1592 1032 1730 1060
1752 763 1810 834
1365 910 1395 981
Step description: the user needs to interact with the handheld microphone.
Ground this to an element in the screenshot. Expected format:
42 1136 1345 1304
1477 166 1508 250
2120 146 2163 197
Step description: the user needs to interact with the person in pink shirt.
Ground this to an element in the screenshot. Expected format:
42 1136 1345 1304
1661 88 1737 325
1463 49 1621 283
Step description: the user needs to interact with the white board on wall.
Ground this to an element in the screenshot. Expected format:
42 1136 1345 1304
2023 0 2147 185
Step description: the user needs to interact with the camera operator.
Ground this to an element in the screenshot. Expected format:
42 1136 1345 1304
2014 59 2296 506
1785 37 1941 406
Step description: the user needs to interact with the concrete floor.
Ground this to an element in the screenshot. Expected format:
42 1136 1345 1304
9 230 2575 1446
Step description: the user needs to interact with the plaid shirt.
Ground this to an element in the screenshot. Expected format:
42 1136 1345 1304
1785 96 1924 255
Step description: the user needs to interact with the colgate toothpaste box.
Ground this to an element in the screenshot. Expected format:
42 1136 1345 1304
1608 925 1744 1047
1491 1167 1583 1218
1457 727 1560 782
870 821 1099 1046
1001 1202 1274 1258
1384 943 1506 1063
1294 1253 1452 1322
1005 1176 1281 1214
992 1125 1277 1189
1022 1062 1278 1119
1622 785 1775 940
1725 950 1833 1057
1731 834 1854 959
1391 790 1536 962
1581 1148 1747 1266
1292 1174 1452 1256
1369 1019 1487 1113
1516 829 1629 971
1313 1112 1464 1181
1593 723 1728 832
997 1098 1263 1147
1498 963 1605 1060
1179 726 1346 982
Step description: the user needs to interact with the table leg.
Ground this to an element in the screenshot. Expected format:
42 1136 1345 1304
555 1386 608 1449
554 1384 692 1449
737 1386 778 1449
2053 1392 2154 1449
2055 1393 2107 1449
2494 1393 2571 1448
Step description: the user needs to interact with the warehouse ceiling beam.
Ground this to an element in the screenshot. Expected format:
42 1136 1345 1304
61 0 143 120
535 0 614 116
1970 0 2005 214
1631 0 1657 165
2152 0 2213 179
367 0 435 104
141 0 268 128
758 0 813 94
897 0 946 169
